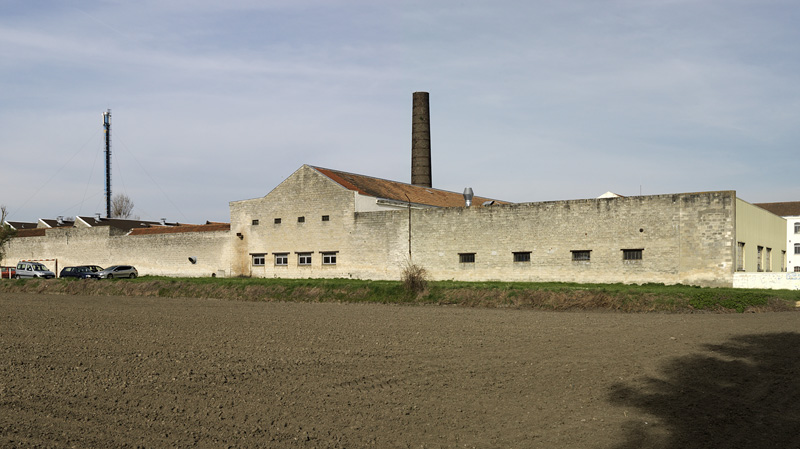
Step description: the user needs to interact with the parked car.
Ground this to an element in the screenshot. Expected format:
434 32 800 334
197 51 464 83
60 265 104 279
91 265 138 279
1 266 16 279
14 261 56 279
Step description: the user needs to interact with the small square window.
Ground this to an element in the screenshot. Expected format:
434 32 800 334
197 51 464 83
274 253 288 266
571 250 591 261
322 252 337 265
251 254 265 266
513 252 531 263
459 253 476 263
298 253 312 265
298 216 305 223
251 219 259 225
622 249 643 261
274 218 281 224
322 215 330 222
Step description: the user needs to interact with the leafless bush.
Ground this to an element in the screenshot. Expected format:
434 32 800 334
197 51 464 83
402 262 428 294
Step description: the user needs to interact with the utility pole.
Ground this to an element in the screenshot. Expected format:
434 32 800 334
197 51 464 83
103 109 111 218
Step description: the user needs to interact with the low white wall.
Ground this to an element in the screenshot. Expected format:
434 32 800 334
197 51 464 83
733 272 800 290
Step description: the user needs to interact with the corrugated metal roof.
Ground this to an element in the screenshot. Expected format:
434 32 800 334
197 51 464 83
313 166 507 208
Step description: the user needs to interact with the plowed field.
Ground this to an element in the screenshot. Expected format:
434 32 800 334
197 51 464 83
1 293 798 448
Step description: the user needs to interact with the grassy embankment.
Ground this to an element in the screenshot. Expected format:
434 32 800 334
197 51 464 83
1 276 798 313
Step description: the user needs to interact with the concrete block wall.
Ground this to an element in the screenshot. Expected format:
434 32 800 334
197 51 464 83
733 272 800 290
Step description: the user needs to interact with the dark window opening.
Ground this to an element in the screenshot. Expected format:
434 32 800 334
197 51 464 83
298 216 305 223
251 219 259 225
322 215 330 222
513 252 531 262
274 218 281 224
459 253 476 263
622 249 643 261
571 250 591 261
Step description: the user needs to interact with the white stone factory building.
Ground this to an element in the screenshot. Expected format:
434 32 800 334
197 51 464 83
2 93 793 288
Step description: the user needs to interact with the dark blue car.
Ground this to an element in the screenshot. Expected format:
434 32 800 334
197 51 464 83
60 265 104 279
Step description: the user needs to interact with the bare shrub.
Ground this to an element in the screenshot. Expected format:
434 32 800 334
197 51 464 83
402 262 428 294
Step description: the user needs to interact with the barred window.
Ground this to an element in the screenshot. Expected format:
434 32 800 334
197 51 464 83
297 216 305 223
571 250 591 261
622 249 643 261
251 219 259 225
322 215 330 222
274 218 281 224
459 253 476 263
251 254 265 266
274 253 288 266
513 252 531 262
322 252 337 265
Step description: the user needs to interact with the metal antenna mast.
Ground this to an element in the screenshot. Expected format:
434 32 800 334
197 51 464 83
103 109 112 218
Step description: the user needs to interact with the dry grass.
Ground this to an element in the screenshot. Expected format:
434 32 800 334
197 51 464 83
1 276 797 313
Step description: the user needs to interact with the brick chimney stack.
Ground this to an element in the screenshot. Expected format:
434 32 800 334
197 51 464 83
411 92 432 188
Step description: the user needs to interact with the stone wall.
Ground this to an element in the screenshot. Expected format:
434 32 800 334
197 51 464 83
3 169 750 288
362 191 737 286
1 226 231 277
230 179 738 286
229 165 360 278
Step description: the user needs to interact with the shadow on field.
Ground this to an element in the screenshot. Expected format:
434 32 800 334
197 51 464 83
609 332 800 449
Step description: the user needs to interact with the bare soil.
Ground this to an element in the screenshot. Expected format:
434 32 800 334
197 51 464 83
1 293 798 448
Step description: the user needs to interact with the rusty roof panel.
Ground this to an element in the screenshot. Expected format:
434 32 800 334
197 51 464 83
313 166 507 208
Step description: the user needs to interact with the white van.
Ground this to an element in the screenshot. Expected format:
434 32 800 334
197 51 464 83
14 261 56 279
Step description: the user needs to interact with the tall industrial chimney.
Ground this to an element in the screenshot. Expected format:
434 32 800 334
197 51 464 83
411 92 432 188
103 109 112 218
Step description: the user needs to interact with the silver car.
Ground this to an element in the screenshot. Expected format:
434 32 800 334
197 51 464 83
92 265 138 279
14 261 56 279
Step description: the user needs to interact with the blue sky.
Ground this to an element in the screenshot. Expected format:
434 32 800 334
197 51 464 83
2 0 798 223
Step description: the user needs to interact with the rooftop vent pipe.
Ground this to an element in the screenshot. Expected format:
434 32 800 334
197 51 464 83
412 92 432 188
463 187 474 207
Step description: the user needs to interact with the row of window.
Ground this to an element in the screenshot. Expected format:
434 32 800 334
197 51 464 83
737 242 789 272
252 216 330 226
252 251 337 266
457 249 643 264
252 249 646 267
